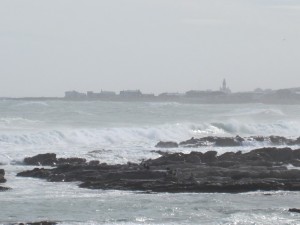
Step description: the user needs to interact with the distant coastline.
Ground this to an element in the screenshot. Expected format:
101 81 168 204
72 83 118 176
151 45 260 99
2 87 300 104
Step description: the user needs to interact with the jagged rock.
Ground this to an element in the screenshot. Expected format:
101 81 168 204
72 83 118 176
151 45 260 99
202 151 217 162
289 208 300 213
0 186 10 191
18 168 52 179
169 135 300 148
185 152 202 163
249 136 265 142
218 151 240 161
24 153 57 166
11 222 57 225
57 157 86 165
179 136 216 147
88 160 100 166
155 141 178 148
17 147 300 193
293 137 300 145
269 136 292 145
214 137 242 147
0 168 6 183
0 169 10 191
23 153 87 166
243 147 294 162
151 150 171 156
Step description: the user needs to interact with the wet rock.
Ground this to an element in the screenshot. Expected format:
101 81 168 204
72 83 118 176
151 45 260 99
293 137 300 145
11 221 57 225
218 152 240 161
17 147 300 193
0 169 10 191
179 136 244 147
18 168 52 179
57 157 86 165
155 141 178 148
151 150 170 156
269 136 292 145
179 136 216 147
289 208 300 213
185 152 201 163
171 135 300 148
202 151 217 162
88 160 100 166
0 186 10 191
243 147 294 162
214 137 243 147
0 168 6 183
24 153 57 166
23 153 87 166
250 136 265 142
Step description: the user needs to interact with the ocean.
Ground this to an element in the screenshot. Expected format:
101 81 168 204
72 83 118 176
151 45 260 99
1 100 300 224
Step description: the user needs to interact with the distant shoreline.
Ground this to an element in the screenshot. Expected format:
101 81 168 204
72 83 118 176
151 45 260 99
2 96 300 105
2 86 300 104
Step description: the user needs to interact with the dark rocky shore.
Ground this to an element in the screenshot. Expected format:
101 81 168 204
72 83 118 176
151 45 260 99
0 169 10 191
156 135 300 148
17 146 300 193
9 222 57 225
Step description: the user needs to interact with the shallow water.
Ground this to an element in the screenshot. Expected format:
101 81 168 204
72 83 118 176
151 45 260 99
1 100 300 224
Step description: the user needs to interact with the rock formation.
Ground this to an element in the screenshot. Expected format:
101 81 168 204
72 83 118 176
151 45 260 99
0 168 10 191
17 147 300 193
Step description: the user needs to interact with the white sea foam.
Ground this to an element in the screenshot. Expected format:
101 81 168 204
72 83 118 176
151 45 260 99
0 120 299 149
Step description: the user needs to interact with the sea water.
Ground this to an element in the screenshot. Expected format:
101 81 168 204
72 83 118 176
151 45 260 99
1 100 300 224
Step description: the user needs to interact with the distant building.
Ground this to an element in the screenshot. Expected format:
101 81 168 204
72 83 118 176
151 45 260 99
65 91 86 99
185 90 211 97
219 79 231 94
142 93 155 98
120 90 142 98
87 90 116 99
87 91 98 98
100 90 116 97
253 88 274 94
158 92 184 97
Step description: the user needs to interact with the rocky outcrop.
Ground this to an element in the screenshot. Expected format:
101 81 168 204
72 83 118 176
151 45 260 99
24 153 57 166
159 135 300 148
0 168 10 191
155 141 179 148
0 186 10 191
289 208 300 213
0 169 6 183
23 153 86 166
17 147 300 193
10 222 57 225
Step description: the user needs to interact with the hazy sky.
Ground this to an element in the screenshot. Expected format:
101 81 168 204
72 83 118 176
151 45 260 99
0 0 300 97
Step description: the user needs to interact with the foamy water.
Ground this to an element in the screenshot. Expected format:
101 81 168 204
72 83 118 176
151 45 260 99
1 100 300 224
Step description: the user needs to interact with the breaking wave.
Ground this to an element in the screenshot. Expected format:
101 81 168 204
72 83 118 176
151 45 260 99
0 117 42 129
224 108 286 118
210 120 300 136
0 120 299 148
12 101 49 107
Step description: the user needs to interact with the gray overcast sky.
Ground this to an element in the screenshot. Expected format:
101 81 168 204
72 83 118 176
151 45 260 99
0 0 300 97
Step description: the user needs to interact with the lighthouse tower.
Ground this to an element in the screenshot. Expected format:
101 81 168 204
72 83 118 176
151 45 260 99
222 79 227 90
220 79 231 93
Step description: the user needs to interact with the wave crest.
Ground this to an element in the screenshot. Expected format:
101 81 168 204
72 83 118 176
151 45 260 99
0 121 299 148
